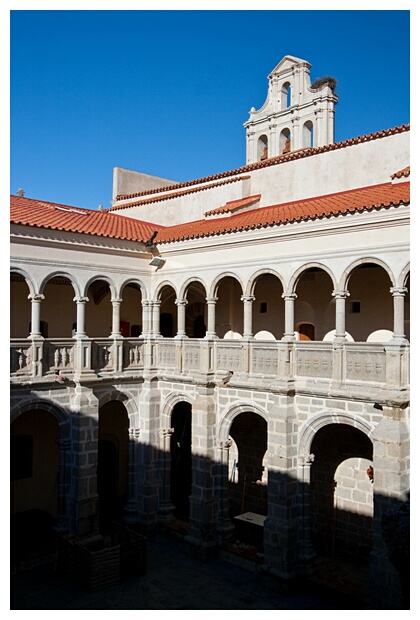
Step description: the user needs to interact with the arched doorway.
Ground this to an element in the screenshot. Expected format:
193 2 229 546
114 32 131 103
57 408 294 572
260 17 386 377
185 281 207 338
86 279 112 337
251 273 284 340
120 282 143 337
346 263 393 342
41 276 77 337
10 272 31 338
228 412 267 549
159 285 177 337
310 424 373 561
11 408 60 566
170 402 192 521
295 267 335 340
215 276 243 339
97 401 129 533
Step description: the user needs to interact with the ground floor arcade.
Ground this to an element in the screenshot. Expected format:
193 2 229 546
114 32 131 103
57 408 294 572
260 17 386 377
10 377 409 609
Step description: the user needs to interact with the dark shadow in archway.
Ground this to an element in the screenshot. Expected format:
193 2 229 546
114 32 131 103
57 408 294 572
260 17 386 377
170 402 192 521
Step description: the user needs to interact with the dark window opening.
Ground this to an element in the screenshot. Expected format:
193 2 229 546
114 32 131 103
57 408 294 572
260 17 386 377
260 302 267 313
130 324 141 337
160 313 174 337
11 435 33 480
351 301 361 314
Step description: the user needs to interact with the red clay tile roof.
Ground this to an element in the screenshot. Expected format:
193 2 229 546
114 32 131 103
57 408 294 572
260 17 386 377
10 181 410 247
391 166 410 179
109 176 250 212
112 123 410 203
10 195 162 242
155 181 410 244
205 195 261 217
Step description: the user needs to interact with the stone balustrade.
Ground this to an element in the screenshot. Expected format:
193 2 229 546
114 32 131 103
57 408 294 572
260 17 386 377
10 337 409 393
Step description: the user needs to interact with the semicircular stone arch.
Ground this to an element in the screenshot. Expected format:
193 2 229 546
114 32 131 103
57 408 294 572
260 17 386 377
288 262 337 295
161 391 195 430
339 257 395 291
118 277 148 300
179 276 208 301
10 267 37 297
39 271 81 297
246 268 285 296
10 397 71 440
209 271 245 299
154 280 179 302
298 410 374 458
397 262 410 289
218 401 269 442
82 274 118 300
96 388 138 423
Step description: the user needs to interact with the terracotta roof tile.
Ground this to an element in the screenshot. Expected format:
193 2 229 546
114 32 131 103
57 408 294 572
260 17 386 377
155 182 410 244
391 166 410 179
10 196 162 242
205 195 261 217
109 176 250 212
10 181 409 247
112 123 410 203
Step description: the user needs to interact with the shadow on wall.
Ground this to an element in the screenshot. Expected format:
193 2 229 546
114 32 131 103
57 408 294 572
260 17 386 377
10 402 409 610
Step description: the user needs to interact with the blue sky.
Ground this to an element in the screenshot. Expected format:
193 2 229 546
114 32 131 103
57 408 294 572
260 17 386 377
8 7 411 211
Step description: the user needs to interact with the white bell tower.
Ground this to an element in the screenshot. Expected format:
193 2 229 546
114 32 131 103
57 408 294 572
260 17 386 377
244 55 338 164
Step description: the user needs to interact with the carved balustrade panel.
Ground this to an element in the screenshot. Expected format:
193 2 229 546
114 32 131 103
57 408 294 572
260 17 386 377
295 344 333 379
10 341 33 375
123 339 145 369
344 344 386 383
45 340 75 372
250 343 279 376
157 340 177 369
215 342 243 373
92 339 115 371
182 340 201 371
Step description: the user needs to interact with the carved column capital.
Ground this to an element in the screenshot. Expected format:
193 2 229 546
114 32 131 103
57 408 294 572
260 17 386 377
28 293 45 302
332 290 350 299
220 439 232 450
390 287 408 297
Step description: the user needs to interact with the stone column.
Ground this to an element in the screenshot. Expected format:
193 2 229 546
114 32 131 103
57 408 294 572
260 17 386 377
297 452 317 572
205 297 218 338
151 300 161 336
241 295 255 338
175 299 188 338
73 296 89 338
123 428 141 525
110 298 123 338
28 293 44 338
281 293 297 341
141 300 152 337
72 296 93 378
390 287 408 342
333 290 349 343
54 438 71 533
158 428 176 524
216 439 235 543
